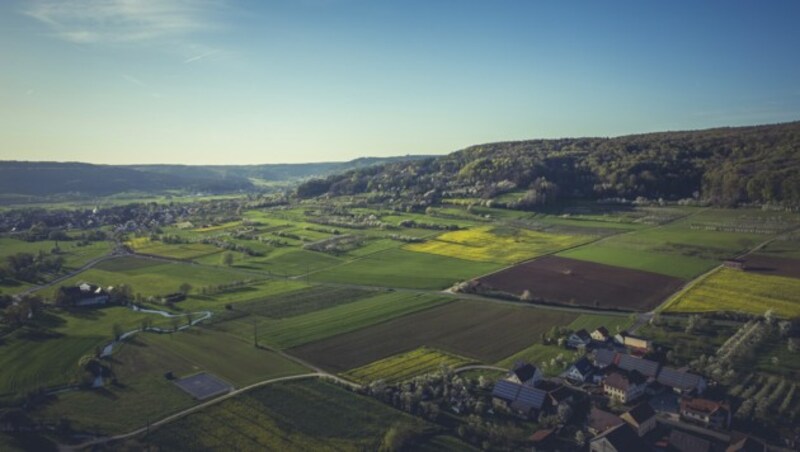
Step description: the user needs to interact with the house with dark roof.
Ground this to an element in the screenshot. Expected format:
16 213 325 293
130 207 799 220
668 429 711 452
620 403 656 437
680 398 731 429
657 367 707 395
587 407 624 436
567 329 592 349
593 348 618 368
593 350 660 379
491 380 548 418
565 357 597 383
590 424 647 452
591 326 611 342
617 354 660 379
505 363 542 387
603 367 647 403
726 435 766 452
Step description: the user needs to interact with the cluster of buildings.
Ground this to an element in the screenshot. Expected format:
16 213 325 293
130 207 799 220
492 326 768 452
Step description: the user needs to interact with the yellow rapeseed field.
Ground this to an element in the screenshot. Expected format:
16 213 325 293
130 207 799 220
405 226 589 264
666 268 800 317
343 347 472 384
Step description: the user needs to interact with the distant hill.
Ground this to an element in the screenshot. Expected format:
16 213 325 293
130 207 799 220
128 155 431 183
0 155 430 199
297 121 800 207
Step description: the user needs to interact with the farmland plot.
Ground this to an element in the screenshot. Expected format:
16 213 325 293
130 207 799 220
664 268 800 318
312 248 500 289
405 225 590 264
289 301 577 373
478 256 684 311
213 292 450 349
143 379 453 451
343 347 473 384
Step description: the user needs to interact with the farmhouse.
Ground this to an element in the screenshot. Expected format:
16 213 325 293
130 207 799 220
567 329 592 348
590 424 647 452
603 367 647 403
591 326 611 342
56 283 111 307
587 407 624 436
614 332 652 351
619 402 656 437
505 363 542 387
657 367 707 395
565 357 597 383
491 380 548 418
680 398 731 429
593 349 660 379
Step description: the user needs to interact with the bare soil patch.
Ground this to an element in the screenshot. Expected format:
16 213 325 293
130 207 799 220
478 255 683 311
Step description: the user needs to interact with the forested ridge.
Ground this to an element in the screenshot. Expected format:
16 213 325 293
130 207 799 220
298 121 800 207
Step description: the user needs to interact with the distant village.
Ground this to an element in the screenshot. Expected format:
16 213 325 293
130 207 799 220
489 326 770 452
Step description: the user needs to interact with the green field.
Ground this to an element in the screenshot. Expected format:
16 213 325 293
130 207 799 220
566 313 634 334
127 237 222 260
143 379 458 451
236 248 344 276
559 242 717 279
0 238 111 294
343 347 473 384
234 285 376 318
31 327 307 434
558 208 788 279
0 306 174 397
213 292 450 349
405 225 590 264
142 328 308 386
312 248 501 289
664 268 800 317
44 257 255 298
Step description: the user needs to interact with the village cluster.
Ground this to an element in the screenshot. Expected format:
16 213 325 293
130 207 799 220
491 327 765 452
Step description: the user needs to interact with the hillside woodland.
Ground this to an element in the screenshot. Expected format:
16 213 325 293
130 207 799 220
298 122 800 208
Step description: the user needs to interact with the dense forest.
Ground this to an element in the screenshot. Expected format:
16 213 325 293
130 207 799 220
297 121 800 208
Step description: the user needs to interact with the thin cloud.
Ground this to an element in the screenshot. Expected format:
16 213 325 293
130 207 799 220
183 49 220 63
23 0 227 45
122 74 147 88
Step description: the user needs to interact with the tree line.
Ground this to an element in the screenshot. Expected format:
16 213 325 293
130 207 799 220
298 121 800 208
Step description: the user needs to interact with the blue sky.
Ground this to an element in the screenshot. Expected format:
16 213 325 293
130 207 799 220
1 0 799 164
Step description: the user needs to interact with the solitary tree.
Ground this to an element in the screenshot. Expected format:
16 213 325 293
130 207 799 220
222 253 234 266
179 283 192 295
112 323 124 341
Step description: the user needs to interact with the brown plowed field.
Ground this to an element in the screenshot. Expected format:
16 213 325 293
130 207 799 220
288 301 576 373
745 254 800 279
478 255 683 311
